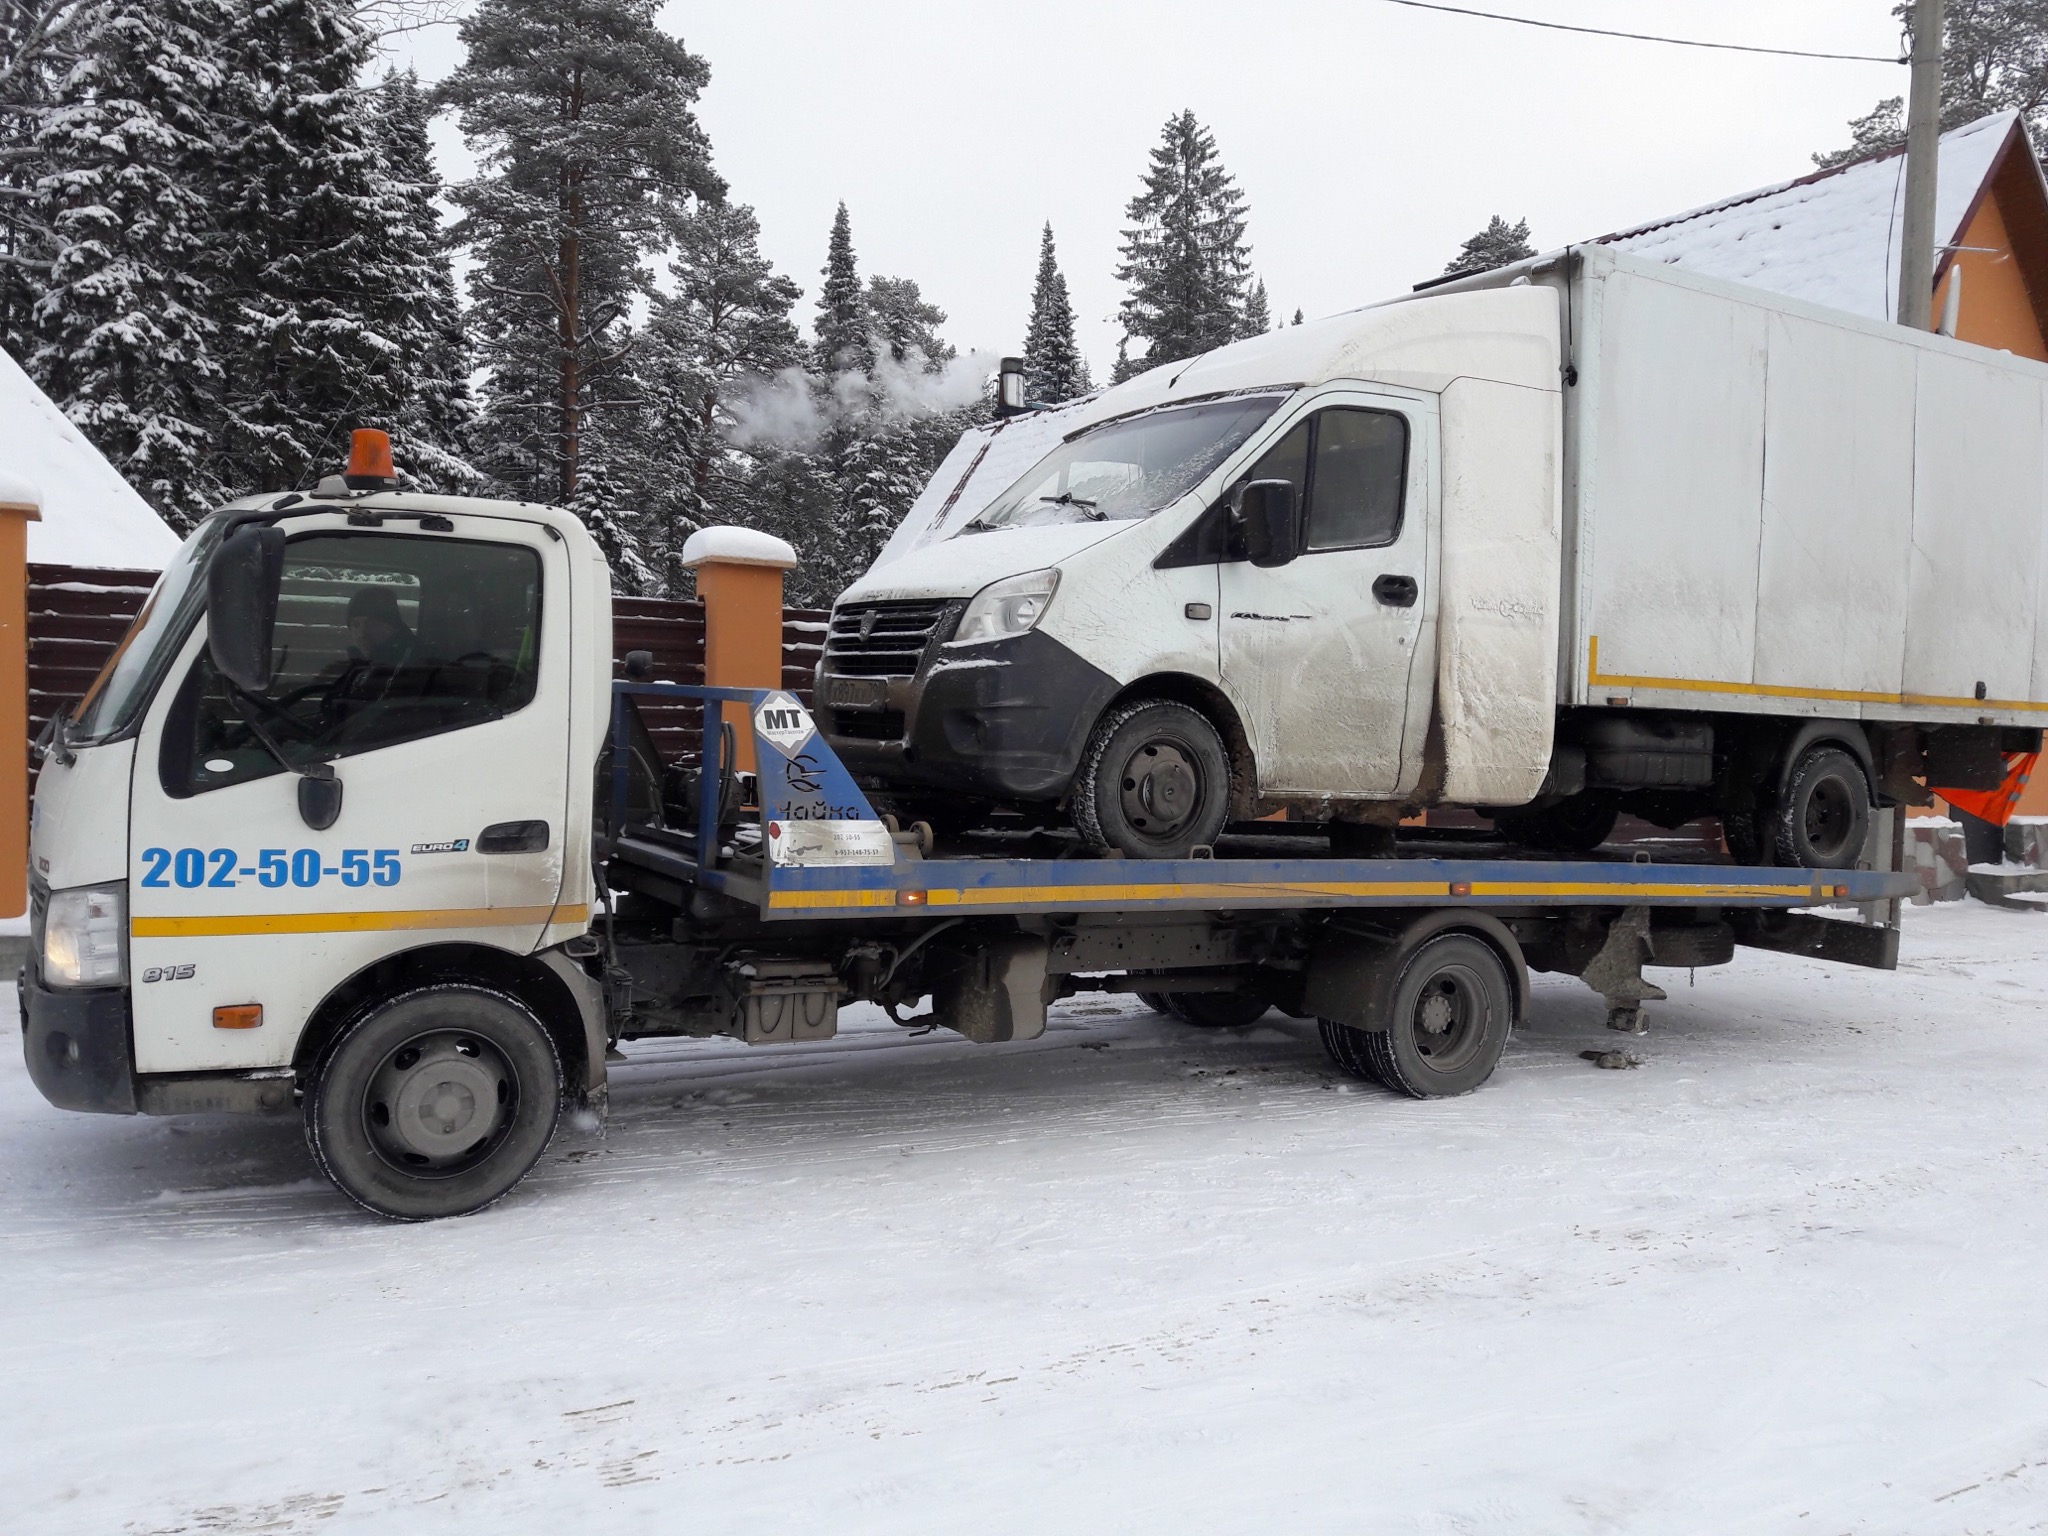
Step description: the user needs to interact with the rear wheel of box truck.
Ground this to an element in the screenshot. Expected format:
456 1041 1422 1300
1319 933 1514 1098
305 984 563 1220
1771 746 1872 870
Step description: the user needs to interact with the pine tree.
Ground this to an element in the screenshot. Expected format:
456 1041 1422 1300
813 200 869 372
1291 307 1304 326
1022 221 1089 402
1240 275 1271 337
639 197 802 590
1114 109 1252 373
865 273 951 366
1818 1 2048 167
1441 215 1535 279
440 0 720 551
30 0 232 528
373 67 477 492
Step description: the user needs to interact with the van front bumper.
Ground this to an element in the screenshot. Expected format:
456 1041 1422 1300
19 962 136 1114
818 628 1120 802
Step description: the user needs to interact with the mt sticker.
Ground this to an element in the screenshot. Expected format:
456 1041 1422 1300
753 692 815 757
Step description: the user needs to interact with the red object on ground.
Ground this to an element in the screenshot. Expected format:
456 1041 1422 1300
1935 751 2039 827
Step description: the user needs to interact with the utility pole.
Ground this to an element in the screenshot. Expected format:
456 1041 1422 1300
1897 0 1946 331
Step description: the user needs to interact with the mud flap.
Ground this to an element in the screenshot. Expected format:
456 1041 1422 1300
933 935 1050 1043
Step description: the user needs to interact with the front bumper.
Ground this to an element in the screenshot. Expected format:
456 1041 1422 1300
818 627 1121 802
20 960 136 1114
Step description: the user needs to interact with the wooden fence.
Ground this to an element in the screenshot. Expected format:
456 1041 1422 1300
27 565 830 779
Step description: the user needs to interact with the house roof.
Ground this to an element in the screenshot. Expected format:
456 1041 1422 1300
0 345 179 569
1600 111 2037 325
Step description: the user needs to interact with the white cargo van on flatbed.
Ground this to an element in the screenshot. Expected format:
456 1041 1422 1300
816 246 2045 865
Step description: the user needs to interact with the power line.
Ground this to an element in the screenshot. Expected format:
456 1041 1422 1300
1367 1 1906 64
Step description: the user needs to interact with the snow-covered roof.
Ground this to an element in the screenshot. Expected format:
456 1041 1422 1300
1600 111 2025 324
681 525 797 569
0 345 179 569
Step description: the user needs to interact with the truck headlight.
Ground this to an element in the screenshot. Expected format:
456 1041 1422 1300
43 884 126 989
949 568 1059 646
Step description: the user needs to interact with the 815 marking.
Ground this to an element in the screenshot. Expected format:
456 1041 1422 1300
139 847 401 889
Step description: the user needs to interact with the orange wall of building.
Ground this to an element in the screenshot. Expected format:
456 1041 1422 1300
1935 192 2048 362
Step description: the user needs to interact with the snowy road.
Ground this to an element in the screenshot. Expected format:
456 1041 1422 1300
5 902 2048 1533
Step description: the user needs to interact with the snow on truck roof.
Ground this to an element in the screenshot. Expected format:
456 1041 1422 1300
0 344 179 570
1598 111 2025 324
872 286 1558 568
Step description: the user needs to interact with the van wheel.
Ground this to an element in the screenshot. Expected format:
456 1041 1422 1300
1494 791 1619 853
1074 699 1231 859
1772 746 1871 870
305 984 562 1220
1319 934 1513 1098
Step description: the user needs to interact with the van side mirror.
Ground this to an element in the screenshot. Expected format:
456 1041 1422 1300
1232 479 1299 568
207 526 286 692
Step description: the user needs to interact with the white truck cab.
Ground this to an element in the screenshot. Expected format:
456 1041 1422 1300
25 442 613 1216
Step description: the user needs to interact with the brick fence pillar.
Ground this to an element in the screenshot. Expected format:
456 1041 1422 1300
0 475 41 919
681 527 799 774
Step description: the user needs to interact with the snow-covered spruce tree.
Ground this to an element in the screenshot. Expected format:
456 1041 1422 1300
813 199 869 373
1817 0 2048 168
1239 275 1271 337
638 198 802 592
0 0 87 362
1441 215 1534 279
212 0 460 494
30 0 233 529
373 67 478 493
1022 221 1089 402
1291 307 1303 326
1114 109 1252 374
865 273 950 365
439 0 719 586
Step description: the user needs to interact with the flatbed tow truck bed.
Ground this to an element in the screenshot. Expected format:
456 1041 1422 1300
597 685 1914 1089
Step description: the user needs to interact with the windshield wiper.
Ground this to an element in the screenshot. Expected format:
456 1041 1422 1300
1038 492 1105 521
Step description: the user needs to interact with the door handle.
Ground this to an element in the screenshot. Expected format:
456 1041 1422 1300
1373 574 1418 608
477 820 550 854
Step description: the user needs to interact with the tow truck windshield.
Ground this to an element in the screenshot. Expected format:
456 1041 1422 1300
966 393 1287 532
67 517 226 746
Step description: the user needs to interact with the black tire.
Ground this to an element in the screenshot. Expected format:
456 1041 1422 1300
1134 990 1174 1014
1319 1017 1391 1086
1073 699 1231 859
1494 791 1619 853
1164 990 1272 1028
305 984 563 1221
1771 746 1871 870
1323 933 1514 1099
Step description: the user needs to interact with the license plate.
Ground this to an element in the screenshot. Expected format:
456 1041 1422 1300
825 677 889 711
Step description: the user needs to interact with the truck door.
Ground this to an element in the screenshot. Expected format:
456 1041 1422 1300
126 521 573 1075
1219 397 1431 796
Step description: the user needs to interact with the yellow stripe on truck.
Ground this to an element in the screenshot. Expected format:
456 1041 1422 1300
132 902 588 939
764 879 1808 912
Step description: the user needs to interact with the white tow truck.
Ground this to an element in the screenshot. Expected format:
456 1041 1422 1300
20 432 1912 1219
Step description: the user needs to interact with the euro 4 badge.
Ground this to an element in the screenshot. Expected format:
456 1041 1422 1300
753 691 815 757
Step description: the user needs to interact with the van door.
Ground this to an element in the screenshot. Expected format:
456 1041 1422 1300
126 520 572 1075
1219 397 1433 797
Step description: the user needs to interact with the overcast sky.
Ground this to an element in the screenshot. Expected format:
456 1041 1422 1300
391 1 1911 376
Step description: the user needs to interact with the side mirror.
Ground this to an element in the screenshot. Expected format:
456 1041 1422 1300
206 526 286 692
1232 479 1299 568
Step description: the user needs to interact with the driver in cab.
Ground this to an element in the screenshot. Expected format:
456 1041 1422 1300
316 586 419 717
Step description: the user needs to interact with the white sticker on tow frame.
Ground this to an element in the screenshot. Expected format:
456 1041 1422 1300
766 819 895 867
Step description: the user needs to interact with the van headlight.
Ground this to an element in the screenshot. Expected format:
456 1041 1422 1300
949 568 1059 646
43 884 127 989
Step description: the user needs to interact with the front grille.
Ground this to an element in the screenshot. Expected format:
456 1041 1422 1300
823 600 952 677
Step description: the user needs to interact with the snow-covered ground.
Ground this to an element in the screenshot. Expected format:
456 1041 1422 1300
5 902 2047 1533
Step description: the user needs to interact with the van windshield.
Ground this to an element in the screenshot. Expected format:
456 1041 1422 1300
68 517 227 745
967 393 1288 531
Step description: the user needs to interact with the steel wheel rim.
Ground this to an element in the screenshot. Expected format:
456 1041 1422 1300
1803 775 1856 862
1118 738 1203 840
363 1028 518 1177
1409 963 1490 1073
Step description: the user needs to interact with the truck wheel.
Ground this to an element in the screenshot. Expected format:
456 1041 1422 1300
1164 990 1272 1027
1494 792 1619 853
305 985 563 1221
1771 746 1871 870
1322 934 1513 1099
1074 699 1231 859
1134 990 1174 1014
1318 1018 1390 1086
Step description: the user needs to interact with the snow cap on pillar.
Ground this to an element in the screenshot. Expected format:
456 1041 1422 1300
0 470 42 519
681 526 797 570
